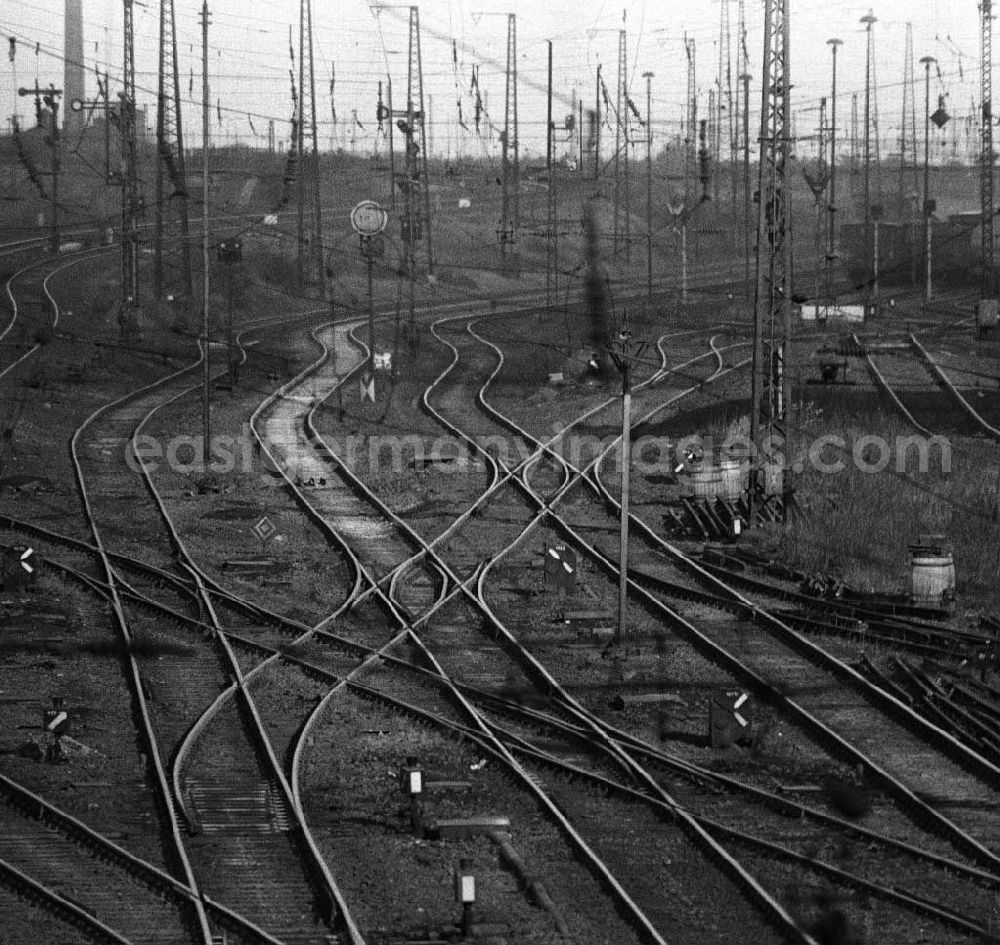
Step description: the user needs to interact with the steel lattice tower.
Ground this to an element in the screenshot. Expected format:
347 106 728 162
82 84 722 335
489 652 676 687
750 0 791 506
294 0 325 294
120 0 140 343
154 0 193 310
901 24 920 285
499 13 519 270
900 24 918 210
684 37 697 206
861 11 877 296
612 28 628 263
716 0 731 206
402 5 434 328
982 1 996 300
304 0 324 296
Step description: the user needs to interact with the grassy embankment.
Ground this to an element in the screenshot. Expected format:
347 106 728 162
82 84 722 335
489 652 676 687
736 403 1000 616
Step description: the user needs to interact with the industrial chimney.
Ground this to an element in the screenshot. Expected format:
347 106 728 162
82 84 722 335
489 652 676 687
64 0 85 134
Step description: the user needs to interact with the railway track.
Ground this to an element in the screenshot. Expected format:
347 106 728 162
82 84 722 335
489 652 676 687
67 320 365 943
855 317 999 440
246 314 817 943
5 239 996 944
246 304 996 944
0 262 367 943
242 300 1000 936
457 313 1000 936
17 524 1000 943
1 247 115 386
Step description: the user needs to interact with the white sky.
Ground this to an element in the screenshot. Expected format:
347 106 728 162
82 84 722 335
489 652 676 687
0 1 988 160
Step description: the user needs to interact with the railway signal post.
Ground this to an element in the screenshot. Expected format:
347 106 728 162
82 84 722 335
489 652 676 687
351 200 389 369
608 311 646 645
217 239 242 385
16 85 61 254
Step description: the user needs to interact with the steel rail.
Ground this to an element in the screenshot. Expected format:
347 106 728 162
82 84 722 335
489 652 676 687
0 247 114 381
853 331 934 435
275 320 816 943
564 360 1000 874
467 318 1000 877
0 773 292 945
0 857 136 945
253 322 682 945
909 331 1000 439
101 318 369 945
31 535 1000 912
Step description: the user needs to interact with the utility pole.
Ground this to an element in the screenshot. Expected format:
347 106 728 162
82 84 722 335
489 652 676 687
17 86 61 253
980 0 996 309
644 71 654 298
154 0 193 313
546 40 555 307
740 72 752 293
200 0 211 460
594 63 602 180
850 93 859 174
826 39 841 312
608 311 645 646
387 77 396 211
684 37 696 207
717 0 731 208
750 0 791 520
49 93 60 255
903 24 919 286
425 93 433 161
900 24 914 207
861 11 877 301
120 0 140 344
296 0 306 286
807 97 827 307
546 40 553 172
921 55 936 302
737 0 749 247
622 30 631 267
612 28 626 264
101 73 110 182
499 13 519 274
68 79 111 184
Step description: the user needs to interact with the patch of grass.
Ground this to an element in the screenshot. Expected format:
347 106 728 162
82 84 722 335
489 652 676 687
744 406 1000 612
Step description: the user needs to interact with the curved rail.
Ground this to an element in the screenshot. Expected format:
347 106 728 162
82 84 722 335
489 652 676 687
276 318 817 943
909 331 1000 440
853 332 932 435
252 318 684 945
1 247 114 381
